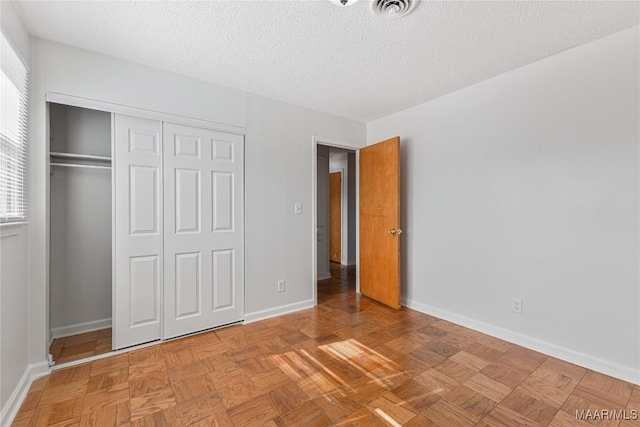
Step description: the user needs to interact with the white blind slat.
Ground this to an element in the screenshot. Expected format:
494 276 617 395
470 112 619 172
0 31 28 222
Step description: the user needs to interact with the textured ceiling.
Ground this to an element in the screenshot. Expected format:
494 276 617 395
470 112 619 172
15 1 640 122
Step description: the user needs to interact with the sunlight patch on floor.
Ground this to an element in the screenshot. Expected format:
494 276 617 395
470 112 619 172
374 408 402 427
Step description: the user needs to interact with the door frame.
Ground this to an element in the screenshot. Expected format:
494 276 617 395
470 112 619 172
311 136 363 306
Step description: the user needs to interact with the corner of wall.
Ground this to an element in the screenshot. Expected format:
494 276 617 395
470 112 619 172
0 0 30 63
0 362 49 427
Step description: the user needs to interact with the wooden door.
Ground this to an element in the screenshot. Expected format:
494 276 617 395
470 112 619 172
359 137 401 309
163 122 244 339
113 114 162 349
329 172 342 263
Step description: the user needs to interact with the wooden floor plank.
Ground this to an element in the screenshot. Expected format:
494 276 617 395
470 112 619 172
49 328 113 365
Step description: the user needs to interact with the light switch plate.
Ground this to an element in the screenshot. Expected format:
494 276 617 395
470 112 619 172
294 202 302 214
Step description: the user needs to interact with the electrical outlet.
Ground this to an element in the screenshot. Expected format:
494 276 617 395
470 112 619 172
277 280 285 292
512 298 522 314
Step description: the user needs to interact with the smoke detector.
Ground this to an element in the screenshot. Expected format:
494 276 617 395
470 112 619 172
370 0 417 19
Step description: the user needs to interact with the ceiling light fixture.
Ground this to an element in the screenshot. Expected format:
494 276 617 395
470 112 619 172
328 0 360 7
328 0 418 19
370 0 417 19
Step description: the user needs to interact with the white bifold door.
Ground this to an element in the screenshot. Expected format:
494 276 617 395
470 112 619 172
114 115 163 349
162 123 244 339
114 115 244 349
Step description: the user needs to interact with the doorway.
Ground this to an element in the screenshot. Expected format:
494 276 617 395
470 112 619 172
48 103 114 365
313 138 359 303
312 135 403 310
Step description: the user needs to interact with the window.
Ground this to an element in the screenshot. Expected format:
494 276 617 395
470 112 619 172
0 31 28 223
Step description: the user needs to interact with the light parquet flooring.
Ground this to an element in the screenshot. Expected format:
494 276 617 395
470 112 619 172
49 328 113 365
14 264 639 426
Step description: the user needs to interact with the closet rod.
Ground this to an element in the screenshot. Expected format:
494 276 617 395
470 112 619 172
51 162 111 170
50 152 112 162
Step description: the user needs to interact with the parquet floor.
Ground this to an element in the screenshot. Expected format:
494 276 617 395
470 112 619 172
50 328 113 365
13 263 639 426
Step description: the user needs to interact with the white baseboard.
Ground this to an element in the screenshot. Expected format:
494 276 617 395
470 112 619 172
402 298 640 386
0 361 50 426
244 299 315 324
317 273 332 280
51 318 112 339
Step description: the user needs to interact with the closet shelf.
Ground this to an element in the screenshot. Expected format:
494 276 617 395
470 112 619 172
50 152 111 162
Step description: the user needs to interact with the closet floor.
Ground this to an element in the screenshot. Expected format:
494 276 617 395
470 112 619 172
49 328 112 365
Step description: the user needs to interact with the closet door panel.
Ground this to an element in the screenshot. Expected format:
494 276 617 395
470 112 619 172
130 166 159 235
212 172 233 231
129 255 160 325
114 114 162 349
175 251 201 318
175 168 200 233
212 249 234 309
164 123 244 339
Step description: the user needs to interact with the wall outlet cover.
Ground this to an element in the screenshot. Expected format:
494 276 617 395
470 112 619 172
512 298 522 314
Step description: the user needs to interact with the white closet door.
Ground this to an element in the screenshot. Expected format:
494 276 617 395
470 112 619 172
114 114 162 349
163 123 244 339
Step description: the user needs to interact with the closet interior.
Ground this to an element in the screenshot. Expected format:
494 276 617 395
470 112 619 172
49 103 113 364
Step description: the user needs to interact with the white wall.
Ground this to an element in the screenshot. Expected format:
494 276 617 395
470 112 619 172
50 167 112 333
368 26 640 384
27 38 365 364
1 1 29 65
244 98 364 313
0 0 31 417
329 151 346 264
0 227 29 413
329 149 356 265
50 104 111 156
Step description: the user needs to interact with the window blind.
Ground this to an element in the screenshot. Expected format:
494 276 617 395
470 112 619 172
0 31 29 223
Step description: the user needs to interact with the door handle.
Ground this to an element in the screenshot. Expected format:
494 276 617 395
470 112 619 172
389 228 403 235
